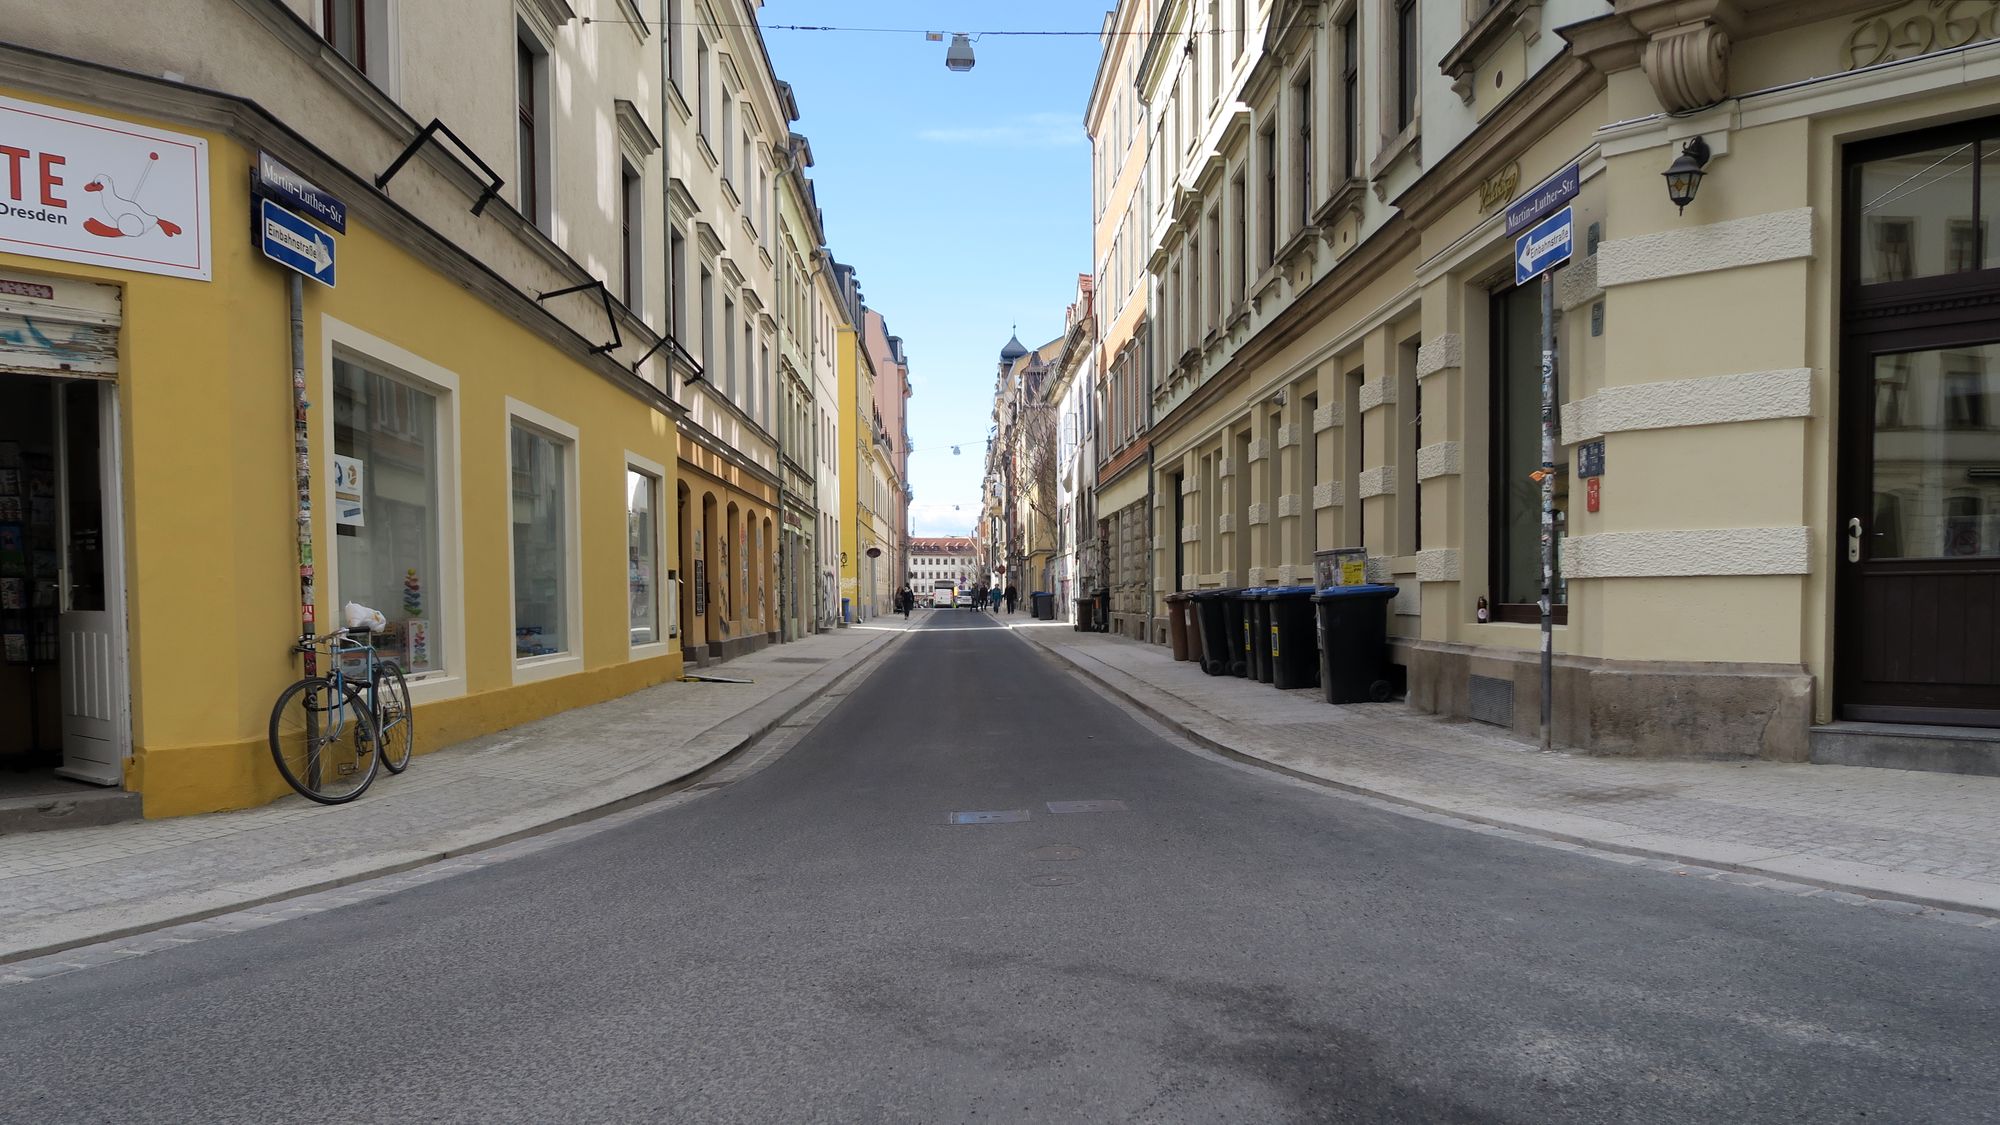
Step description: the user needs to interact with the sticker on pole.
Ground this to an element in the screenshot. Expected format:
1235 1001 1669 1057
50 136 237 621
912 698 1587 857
1515 205 1573 286
259 198 336 287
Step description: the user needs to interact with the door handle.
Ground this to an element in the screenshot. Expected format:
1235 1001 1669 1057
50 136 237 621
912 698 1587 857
1847 516 1863 563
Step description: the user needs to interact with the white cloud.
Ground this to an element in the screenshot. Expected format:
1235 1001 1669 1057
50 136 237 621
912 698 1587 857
917 112 1083 148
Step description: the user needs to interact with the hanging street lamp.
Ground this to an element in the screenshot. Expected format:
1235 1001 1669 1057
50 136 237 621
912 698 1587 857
945 33 976 72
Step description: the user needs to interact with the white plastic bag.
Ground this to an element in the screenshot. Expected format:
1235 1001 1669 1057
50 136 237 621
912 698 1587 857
343 602 388 633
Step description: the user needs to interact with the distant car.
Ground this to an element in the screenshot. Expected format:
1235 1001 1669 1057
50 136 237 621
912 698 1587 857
954 592 973 608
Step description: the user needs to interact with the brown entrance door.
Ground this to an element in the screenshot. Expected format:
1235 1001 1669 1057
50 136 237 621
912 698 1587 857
1839 120 2000 725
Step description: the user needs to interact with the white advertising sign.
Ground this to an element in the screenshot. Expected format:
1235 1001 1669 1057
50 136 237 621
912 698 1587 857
332 454 365 527
0 94 211 282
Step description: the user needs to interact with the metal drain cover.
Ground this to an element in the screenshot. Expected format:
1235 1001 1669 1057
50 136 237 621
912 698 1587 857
949 809 1030 825
1025 874 1080 887
770 657 823 664
1047 800 1127 814
1027 844 1086 861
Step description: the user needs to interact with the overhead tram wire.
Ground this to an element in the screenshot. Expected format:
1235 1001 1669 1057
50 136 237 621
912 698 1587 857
582 18 1256 40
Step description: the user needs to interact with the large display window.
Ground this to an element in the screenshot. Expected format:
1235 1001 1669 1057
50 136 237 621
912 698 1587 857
511 421 570 658
332 357 444 674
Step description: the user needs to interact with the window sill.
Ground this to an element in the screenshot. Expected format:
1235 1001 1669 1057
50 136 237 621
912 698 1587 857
512 652 583 684
695 134 718 171
405 672 466 707
1370 120 1421 182
629 639 676 662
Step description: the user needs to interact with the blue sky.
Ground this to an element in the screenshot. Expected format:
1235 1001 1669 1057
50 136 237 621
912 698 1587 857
759 1 1104 537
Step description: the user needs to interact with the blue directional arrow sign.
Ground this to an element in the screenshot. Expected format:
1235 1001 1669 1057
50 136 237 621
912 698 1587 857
1515 204 1573 287
259 198 336 287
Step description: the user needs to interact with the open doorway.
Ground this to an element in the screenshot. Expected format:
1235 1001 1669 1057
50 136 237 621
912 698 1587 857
0 373 128 792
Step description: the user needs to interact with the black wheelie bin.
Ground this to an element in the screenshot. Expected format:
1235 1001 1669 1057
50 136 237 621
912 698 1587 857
1265 585 1320 690
1312 584 1399 703
1191 588 1239 676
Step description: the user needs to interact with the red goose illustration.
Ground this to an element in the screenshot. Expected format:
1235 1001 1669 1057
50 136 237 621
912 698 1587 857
82 152 183 239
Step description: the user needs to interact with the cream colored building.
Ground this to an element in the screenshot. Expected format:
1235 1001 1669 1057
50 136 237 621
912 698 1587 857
664 0 789 665
1111 0 2000 771
1087 0 1158 639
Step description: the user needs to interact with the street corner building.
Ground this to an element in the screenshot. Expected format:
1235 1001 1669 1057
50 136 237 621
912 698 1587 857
1090 0 2000 773
0 0 805 817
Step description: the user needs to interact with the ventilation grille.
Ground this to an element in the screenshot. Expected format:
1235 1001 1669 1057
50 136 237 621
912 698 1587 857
1467 674 1515 728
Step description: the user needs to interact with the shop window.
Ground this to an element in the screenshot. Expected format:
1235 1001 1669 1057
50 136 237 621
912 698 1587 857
1874 353 1910 428
1855 137 1990 285
333 357 445 676
627 466 661 645
510 418 572 660
1489 283 1566 622
1944 351 1991 429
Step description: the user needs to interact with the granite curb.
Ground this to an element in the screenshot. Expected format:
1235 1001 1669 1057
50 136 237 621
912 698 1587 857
1016 628 2000 920
0 626 912 964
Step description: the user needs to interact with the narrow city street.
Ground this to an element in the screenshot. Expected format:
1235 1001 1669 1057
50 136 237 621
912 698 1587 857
4 613 1995 1124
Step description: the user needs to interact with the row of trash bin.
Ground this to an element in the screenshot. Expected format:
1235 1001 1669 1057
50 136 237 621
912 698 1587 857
1163 585 1398 704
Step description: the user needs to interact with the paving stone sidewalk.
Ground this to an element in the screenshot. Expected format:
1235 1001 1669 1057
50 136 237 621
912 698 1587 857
0 618 918 963
1016 623 2000 917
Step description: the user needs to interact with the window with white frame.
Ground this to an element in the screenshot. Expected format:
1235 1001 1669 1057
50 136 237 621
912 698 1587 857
697 38 712 140
626 464 662 645
1394 0 1419 135
333 355 445 676
322 0 396 88
516 29 552 231
620 161 642 306
510 416 574 659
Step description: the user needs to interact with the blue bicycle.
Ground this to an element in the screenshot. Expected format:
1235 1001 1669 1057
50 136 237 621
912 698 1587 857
267 629 414 803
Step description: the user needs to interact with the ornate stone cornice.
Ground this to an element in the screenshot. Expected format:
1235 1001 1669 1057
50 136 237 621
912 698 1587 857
1613 0 1743 114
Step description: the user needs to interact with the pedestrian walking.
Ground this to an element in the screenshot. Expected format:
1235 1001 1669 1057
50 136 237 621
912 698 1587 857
899 585 913 619
1003 583 1018 614
990 586 1004 613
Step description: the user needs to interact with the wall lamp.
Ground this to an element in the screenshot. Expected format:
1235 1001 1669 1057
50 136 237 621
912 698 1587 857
1662 136 1712 215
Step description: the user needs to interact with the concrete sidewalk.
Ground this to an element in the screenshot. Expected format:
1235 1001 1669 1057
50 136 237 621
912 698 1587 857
0 618 920 963
1014 623 2000 919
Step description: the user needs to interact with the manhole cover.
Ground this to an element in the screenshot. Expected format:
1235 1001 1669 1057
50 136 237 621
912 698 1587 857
949 809 1030 825
770 657 822 664
1047 800 1127 814
1027 844 1086 861
1024 874 1080 888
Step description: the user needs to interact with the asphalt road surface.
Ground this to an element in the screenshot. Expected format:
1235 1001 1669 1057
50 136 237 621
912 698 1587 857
5 610 1997 1123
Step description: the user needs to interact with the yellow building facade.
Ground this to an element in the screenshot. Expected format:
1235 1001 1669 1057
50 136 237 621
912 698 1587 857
0 79 684 815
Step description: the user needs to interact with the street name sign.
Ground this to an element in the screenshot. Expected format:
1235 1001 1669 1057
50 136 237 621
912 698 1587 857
1515 205 1573 287
260 198 336 287
1505 163 1579 236
256 152 347 233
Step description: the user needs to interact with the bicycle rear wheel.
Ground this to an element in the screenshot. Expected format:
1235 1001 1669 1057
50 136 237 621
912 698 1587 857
268 676 380 803
373 660 414 774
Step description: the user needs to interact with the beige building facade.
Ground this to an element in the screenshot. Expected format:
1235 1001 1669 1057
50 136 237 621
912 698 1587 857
1115 0 2000 769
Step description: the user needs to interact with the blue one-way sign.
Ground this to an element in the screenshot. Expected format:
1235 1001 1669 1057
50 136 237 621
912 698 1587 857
1515 205 1573 286
260 198 336 287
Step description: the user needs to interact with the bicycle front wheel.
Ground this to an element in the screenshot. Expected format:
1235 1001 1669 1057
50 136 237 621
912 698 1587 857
373 660 414 774
268 677 380 803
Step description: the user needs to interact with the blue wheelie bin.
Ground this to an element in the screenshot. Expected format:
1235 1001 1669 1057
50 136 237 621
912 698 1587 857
1312 584 1399 703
